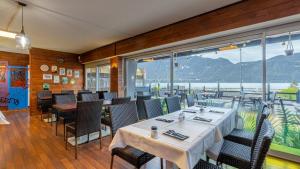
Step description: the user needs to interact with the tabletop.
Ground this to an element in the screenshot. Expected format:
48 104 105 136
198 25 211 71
53 100 112 112
109 106 236 169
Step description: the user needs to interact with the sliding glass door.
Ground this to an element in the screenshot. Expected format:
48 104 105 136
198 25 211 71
266 31 300 157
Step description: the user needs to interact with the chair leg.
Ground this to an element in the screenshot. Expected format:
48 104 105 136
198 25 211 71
63 121 66 140
110 155 114 169
160 158 163 169
65 130 68 150
75 136 78 159
56 119 58 136
99 129 102 149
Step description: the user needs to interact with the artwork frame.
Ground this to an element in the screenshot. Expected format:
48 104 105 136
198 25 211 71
51 65 58 73
53 75 60 84
59 68 65 75
67 69 72 77
43 74 52 80
74 70 80 78
62 77 68 84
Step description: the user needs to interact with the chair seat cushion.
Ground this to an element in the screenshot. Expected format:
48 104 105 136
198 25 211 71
224 128 254 146
112 146 155 168
193 160 221 169
218 140 251 169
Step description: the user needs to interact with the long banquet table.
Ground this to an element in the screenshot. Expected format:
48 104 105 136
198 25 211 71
109 106 237 169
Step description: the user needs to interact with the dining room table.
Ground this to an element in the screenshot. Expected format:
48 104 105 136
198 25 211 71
196 98 231 107
109 105 237 169
53 100 112 112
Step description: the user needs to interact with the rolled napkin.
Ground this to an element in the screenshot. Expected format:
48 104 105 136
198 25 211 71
155 118 174 123
163 130 189 141
209 110 224 114
193 116 212 122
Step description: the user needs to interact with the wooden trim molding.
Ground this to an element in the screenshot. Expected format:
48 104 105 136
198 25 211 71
82 0 300 62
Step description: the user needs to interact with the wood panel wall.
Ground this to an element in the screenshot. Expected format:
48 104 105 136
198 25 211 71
0 51 29 66
82 0 300 62
29 48 83 115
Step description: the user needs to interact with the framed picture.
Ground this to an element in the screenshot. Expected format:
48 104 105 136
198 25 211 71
67 69 72 77
53 75 60 83
59 68 65 75
51 65 58 73
43 83 50 90
74 70 80 78
62 77 68 84
43 74 52 80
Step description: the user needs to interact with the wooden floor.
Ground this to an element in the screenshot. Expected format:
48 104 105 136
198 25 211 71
0 111 300 169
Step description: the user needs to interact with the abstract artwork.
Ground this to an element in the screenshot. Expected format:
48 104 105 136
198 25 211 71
10 68 26 87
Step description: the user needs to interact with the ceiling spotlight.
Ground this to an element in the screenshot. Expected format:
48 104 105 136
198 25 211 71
15 2 31 50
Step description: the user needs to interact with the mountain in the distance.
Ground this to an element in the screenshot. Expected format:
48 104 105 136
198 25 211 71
138 53 300 83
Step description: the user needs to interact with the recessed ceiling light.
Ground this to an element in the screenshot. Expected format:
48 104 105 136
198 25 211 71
0 30 16 39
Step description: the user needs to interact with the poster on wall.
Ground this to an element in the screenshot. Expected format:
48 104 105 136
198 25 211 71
10 68 26 87
62 77 68 84
59 68 65 75
51 65 58 73
43 74 52 80
0 63 6 83
53 75 60 83
0 61 8 107
74 70 80 78
67 69 72 77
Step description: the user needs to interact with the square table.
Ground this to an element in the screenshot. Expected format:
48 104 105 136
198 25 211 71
109 106 236 169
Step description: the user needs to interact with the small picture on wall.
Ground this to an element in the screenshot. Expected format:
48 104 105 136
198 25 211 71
53 75 60 83
62 77 68 84
74 70 80 78
43 74 52 80
51 65 58 73
67 69 72 77
59 68 65 75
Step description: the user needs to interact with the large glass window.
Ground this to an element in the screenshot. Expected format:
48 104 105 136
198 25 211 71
266 31 300 157
125 56 171 98
98 65 110 91
86 67 97 92
174 39 262 96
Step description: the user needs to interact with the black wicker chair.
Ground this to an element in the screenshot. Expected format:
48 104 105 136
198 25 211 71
165 96 181 113
37 90 52 121
217 120 274 169
104 92 117 100
224 102 269 146
109 101 159 169
144 99 164 119
111 97 131 105
186 94 195 107
136 95 151 120
200 121 274 169
81 93 100 101
77 91 92 101
65 100 103 159
97 91 108 99
61 90 74 95
101 97 131 131
54 94 76 136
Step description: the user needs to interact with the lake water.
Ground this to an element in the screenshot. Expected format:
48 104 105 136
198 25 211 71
147 83 294 91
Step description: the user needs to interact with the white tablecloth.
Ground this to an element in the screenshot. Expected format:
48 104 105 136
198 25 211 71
109 106 236 169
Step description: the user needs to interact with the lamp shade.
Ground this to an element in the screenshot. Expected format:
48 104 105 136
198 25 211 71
15 30 30 49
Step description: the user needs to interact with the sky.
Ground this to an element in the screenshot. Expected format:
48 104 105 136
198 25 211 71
195 39 300 64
